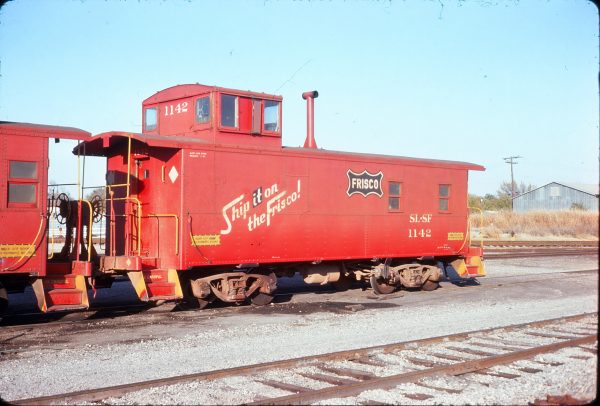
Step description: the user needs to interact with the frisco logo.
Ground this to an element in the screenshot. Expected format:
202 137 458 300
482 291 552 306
346 170 383 197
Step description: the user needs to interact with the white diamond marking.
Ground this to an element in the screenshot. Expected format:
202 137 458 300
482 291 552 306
168 166 179 183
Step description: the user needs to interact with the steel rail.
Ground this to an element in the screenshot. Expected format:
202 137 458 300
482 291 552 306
252 334 598 405
485 248 597 259
11 313 596 405
484 240 598 248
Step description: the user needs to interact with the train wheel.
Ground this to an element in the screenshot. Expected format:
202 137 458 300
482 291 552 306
197 294 215 310
370 276 396 295
421 280 439 291
0 282 8 319
250 292 274 306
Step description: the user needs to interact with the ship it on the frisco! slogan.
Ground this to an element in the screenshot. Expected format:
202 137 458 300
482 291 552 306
220 179 302 235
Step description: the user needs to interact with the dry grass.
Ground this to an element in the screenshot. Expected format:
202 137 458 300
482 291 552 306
473 210 599 240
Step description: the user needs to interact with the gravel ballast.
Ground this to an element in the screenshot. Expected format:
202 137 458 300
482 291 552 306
0 256 597 404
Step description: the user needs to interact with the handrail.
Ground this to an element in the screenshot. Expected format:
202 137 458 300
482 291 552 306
47 208 55 260
109 189 116 256
1 214 46 271
126 136 132 198
469 206 484 249
80 199 93 262
101 137 135 256
126 197 142 256
147 214 179 255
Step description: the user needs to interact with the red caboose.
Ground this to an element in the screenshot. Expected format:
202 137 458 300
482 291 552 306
0 123 95 314
76 83 486 308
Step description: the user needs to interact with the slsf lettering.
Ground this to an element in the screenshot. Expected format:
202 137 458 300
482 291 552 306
409 213 432 223
164 102 189 116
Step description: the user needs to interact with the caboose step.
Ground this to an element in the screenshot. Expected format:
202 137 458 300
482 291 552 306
42 275 78 290
147 282 177 298
46 304 89 312
47 288 85 307
32 274 90 313
127 269 183 302
449 255 486 279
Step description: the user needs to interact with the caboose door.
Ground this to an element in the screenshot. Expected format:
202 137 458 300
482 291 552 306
0 133 48 276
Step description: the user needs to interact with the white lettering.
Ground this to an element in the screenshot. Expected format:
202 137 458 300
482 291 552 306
221 180 302 234
164 102 189 117
220 195 245 235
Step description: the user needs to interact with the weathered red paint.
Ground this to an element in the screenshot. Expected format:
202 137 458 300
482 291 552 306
79 84 484 273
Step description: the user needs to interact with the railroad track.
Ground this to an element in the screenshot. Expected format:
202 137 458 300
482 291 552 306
1 268 596 332
12 313 597 405
483 240 598 248
474 240 598 259
485 247 597 259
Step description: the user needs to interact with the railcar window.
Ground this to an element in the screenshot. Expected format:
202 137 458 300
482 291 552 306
439 184 450 211
8 161 38 206
144 107 157 131
221 94 238 128
8 184 36 204
196 96 210 123
264 100 280 132
388 181 402 211
9 161 37 179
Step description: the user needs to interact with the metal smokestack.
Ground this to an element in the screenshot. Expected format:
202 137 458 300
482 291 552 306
302 90 319 149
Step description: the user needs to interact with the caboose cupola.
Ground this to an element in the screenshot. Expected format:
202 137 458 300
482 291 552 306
142 84 283 149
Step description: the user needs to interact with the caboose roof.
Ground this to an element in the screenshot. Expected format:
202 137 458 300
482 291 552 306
283 146 485 171
0 121 91 140
73 131 211 155
142 83 281 105
76 131 484 171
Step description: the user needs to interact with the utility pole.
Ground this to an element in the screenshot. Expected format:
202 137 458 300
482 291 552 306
503 156 522 210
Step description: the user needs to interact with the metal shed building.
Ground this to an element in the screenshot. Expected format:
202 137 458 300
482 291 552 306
513 182 599 212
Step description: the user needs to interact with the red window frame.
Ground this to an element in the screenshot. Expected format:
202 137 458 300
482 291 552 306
218 93 281 137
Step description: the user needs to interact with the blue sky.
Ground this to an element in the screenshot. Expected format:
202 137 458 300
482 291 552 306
0 0 598 196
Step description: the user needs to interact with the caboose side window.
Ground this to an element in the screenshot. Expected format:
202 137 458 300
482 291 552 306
388 181 402 211
8 184 36 204
144 107 157 131
264 100 280 132
8 161 38 206
9 161 37 179
196 96 210 123
221 94 238 128
439 184 450 211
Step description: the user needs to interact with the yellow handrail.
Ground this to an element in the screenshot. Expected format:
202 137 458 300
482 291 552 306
102 138 137 255
80 199 93 262
147 214 179 255
1 214 46 271
47 207 55 260
126 197 142 256
469 206 484 249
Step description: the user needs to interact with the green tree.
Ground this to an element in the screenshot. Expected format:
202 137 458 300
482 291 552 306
497 181 535 198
